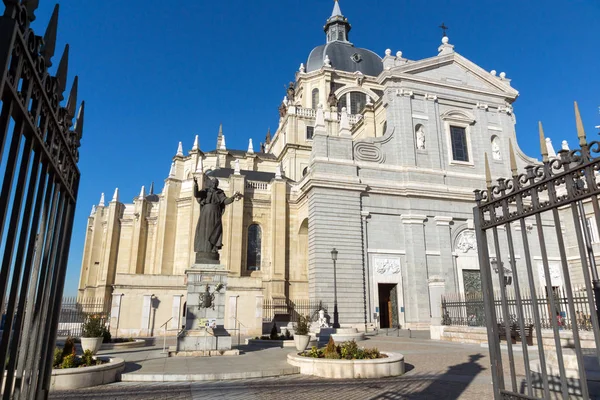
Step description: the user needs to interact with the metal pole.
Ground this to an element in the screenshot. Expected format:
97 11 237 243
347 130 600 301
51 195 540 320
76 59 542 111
333 258 339 329
577 200 600 325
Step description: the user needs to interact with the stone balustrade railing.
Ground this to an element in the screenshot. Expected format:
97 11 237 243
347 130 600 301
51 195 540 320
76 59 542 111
246 181 270 191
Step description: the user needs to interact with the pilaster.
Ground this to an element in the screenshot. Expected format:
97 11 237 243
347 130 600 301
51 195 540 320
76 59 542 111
222 174 245 276
97 199 122 302
401 214 428 324
362 103 376 138
129 196 149 274
434 216 455 291
269 177 287 297
155 178 180 275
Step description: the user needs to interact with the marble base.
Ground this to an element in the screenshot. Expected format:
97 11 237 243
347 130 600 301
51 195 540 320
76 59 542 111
178 328 233 352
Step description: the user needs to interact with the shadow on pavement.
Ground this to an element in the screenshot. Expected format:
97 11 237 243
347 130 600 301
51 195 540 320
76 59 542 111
369 353 486 399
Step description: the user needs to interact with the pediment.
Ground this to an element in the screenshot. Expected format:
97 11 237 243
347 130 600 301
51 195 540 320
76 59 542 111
385 53 519 99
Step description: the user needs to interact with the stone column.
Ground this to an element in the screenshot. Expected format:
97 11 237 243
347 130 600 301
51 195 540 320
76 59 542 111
428 276 446 340
222 173 245 276
269 177 287 297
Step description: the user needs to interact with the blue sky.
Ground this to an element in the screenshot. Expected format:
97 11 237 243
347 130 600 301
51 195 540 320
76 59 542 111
27 0 599 296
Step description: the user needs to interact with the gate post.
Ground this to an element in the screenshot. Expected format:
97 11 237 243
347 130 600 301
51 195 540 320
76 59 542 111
428 276 445 340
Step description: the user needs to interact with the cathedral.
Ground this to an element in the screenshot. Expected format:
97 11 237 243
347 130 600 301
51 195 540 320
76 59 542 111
78 1 564 337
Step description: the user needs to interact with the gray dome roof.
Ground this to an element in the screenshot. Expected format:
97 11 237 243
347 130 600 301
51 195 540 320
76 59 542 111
307 41 383 77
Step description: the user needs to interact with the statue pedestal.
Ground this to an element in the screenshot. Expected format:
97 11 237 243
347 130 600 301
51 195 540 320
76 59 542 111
175 263 235 355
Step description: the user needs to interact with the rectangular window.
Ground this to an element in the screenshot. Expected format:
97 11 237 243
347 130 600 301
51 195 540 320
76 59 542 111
450 126 469 162
306 126 314 141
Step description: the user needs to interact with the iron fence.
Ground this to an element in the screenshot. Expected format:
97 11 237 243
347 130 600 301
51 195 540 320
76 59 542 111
442 288 594 331
262 298 328 323
56 297 109 337
0 2 84 399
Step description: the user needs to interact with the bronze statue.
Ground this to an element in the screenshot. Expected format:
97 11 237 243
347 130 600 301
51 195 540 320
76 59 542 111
193 176 242 263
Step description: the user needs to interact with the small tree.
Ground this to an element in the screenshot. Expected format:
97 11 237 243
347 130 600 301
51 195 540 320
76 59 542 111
82 315 104 338
269 323 278 340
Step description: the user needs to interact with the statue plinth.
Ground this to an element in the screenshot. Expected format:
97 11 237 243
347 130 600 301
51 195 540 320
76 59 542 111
195 252 220 264
175 263 234 354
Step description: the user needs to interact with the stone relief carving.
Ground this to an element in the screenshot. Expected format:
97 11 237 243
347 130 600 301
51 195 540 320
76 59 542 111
456 230 477 253
374 257 401 275
492 137 501 160
416 124 425 150
353 127 394 164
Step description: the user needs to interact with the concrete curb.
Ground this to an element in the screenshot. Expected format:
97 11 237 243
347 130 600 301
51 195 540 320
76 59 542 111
121 366 300 382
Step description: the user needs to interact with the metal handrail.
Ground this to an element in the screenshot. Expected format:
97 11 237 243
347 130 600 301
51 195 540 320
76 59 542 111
160 317 174 354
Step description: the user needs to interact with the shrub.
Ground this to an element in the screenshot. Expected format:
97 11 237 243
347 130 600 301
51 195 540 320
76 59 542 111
269 323 278 340
82 316 105 338
295 315 310 336
324 337 340 359
285 329 292 340
61 354 77 369
81 350 94 367
62 337 75 359
53 347 63 368
306 346 321 358
340 340 359 360
260 335 270 340
102 326 111 343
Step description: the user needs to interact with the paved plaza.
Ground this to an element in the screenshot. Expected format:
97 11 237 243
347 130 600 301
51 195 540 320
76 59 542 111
48 334 539 400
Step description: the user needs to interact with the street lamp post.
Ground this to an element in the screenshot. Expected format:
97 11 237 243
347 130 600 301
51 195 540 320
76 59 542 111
331 248 340 329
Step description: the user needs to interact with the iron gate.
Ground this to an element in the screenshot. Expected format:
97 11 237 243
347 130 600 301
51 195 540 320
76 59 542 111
474 103 600 399
0 1 83 399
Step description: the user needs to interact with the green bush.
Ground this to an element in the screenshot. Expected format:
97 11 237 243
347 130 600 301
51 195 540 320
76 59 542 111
53 347 63 368
81 350 94 367
294 315 310 336
269 323 278 340
285 329 292 340
301 339 384 360
61 354 77 369
306 346 321 358
260 335 270 340
340 340 359 360
82 316 105 338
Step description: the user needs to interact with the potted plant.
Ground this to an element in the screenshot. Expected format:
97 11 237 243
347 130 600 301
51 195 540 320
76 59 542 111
294 315 311 351
81 316 105 355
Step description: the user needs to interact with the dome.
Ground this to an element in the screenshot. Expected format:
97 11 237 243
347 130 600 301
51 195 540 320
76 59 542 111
307 41 383 76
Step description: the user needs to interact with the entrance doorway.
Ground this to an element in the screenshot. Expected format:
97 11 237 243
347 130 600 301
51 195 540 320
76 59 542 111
378 283 399 328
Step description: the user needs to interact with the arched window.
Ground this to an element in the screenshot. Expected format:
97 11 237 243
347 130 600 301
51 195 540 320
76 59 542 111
247 224 262 271
338 91 367 115
311 88 319 110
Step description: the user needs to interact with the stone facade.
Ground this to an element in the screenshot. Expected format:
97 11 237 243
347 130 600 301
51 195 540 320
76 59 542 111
78 2 570 336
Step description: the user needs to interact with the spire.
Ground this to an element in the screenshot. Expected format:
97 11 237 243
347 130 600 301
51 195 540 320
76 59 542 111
90 205 96 216
99 193 105 207
169 162 176 178
216 123 223 150
339 107 351 136
324 0 351 43
149 182 155 195
176 141 183 156
139 185 145 198
265 128 271 145
508 139 518 177
192 135 199 151
562 140 570 151
111 188 119 203
574 101 587 147
247 138 254 154
331 0 342 17
546 138 556 158
220 134 227 150
41 4 59 66
539 121 549 162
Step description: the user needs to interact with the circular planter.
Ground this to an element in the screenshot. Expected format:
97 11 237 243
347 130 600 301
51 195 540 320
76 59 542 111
50 356 125 391
246 338 318 348
80 337 103 355
100 339 146 351
287 352 405 379
294 334 311 351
